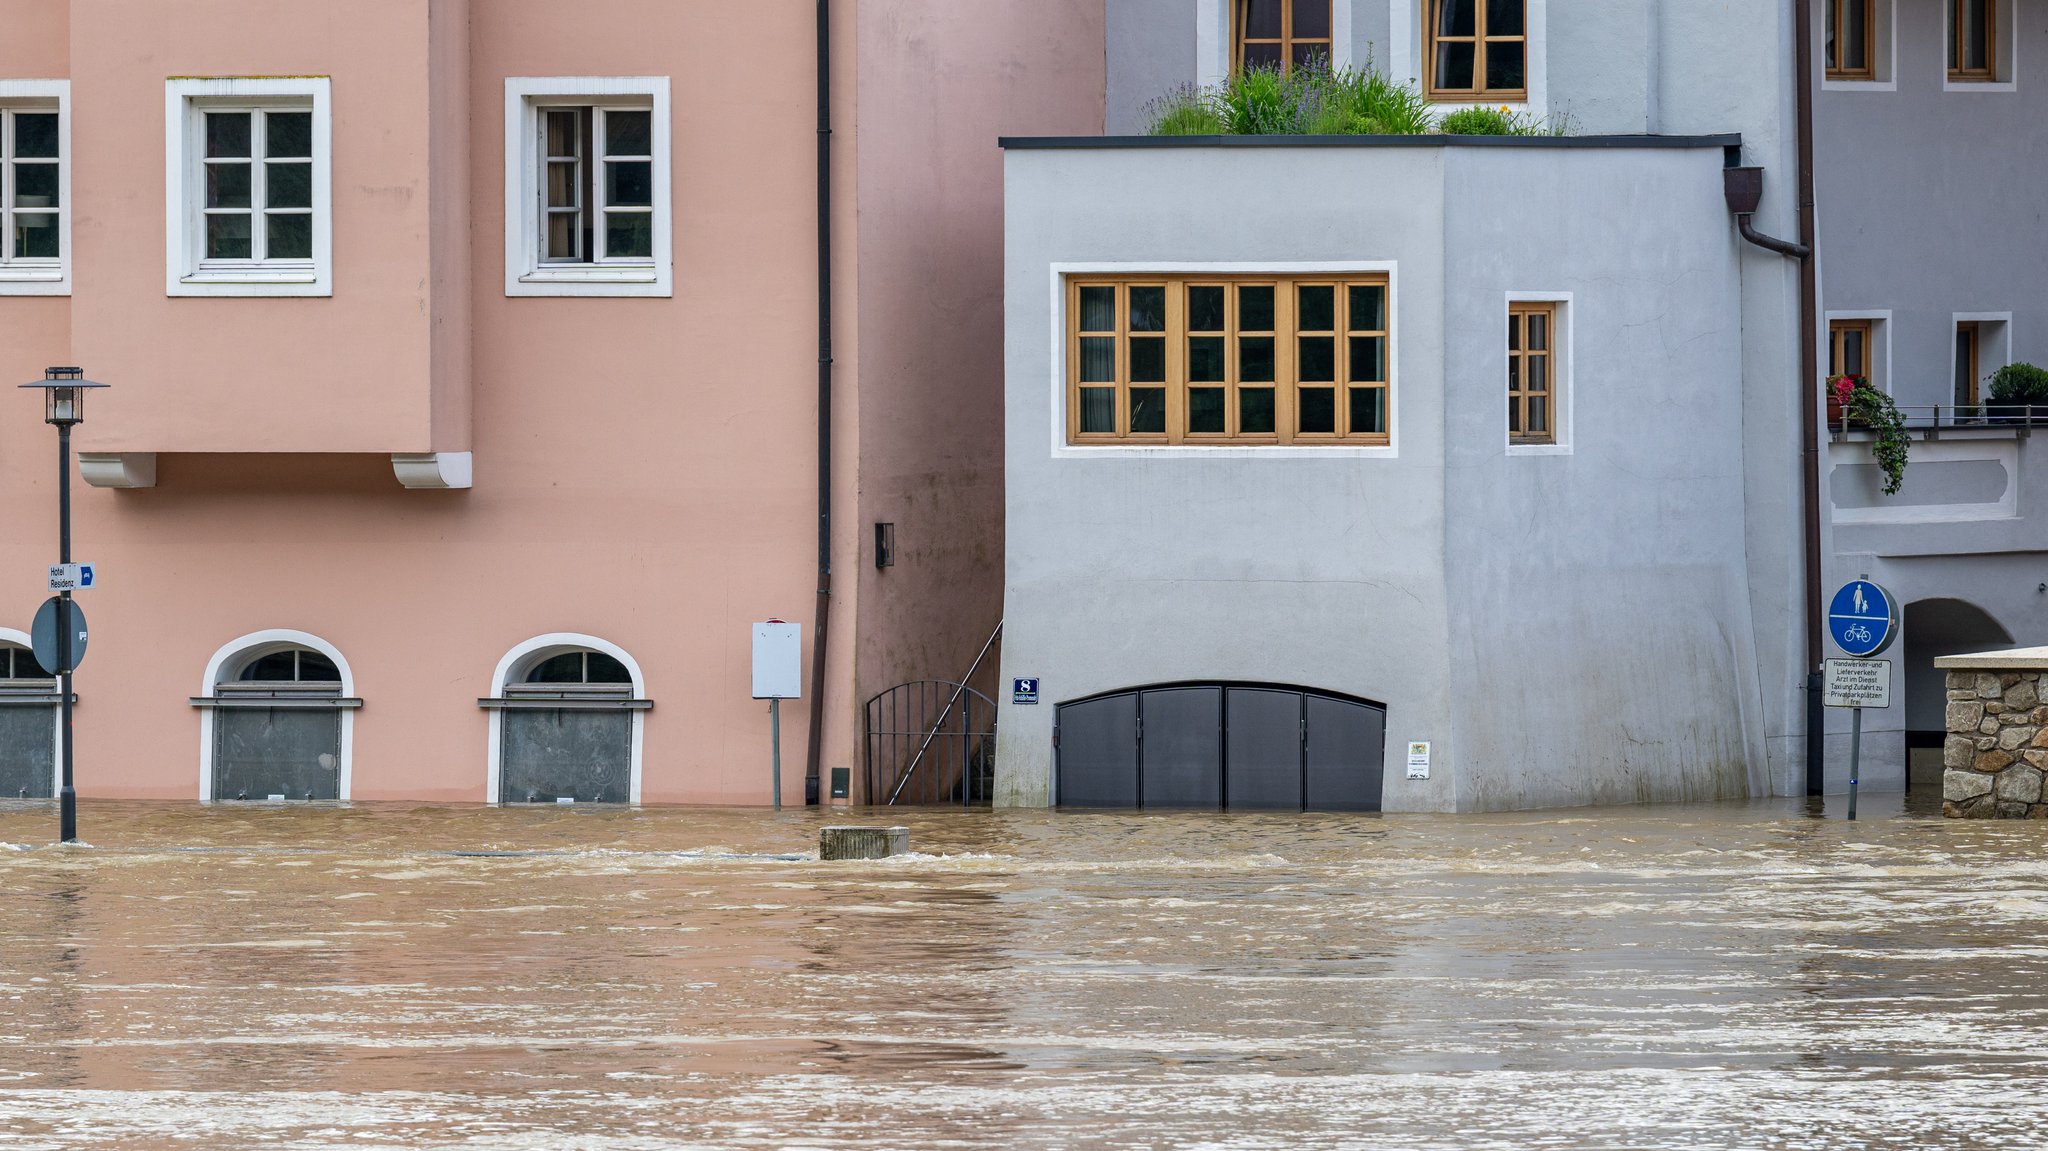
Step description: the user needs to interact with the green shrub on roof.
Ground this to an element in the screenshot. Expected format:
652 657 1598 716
1145 60 1566 137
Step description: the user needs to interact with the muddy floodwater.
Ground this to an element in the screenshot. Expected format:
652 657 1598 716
2 796 2046 1149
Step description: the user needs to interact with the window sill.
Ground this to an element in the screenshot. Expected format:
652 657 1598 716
1054 442 1398 460
1425 92 1530 105
170 267 329 297
0 266 68 296
1506 441 1570 456
1943 77 2015 92
1822 77 1897 92
509 265 670 298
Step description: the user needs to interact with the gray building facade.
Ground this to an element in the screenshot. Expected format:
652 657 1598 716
987 1 2009 812
1813 0 2048 792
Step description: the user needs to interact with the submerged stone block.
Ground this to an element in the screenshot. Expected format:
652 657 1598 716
820 826 911 860
1945 770 1995 803
1996 767 2045 805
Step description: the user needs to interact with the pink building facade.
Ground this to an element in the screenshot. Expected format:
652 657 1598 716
0 0 1102 804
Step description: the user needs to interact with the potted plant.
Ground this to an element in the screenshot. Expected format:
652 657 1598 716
1826 376 1909 495
1825 374 1859 426
1987 362 2048 425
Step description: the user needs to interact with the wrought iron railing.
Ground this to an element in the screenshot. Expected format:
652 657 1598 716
1828 403 2047 437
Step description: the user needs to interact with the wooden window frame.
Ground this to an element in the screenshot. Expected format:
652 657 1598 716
1507 303 1557 446
197 106 315 269
1423 0 1529 103
535 104 656 267
1955 321 1982 408
1066 274 1392 447
1825 0 1877 81
0 105 62 272
1828 319 1873 382
1233 0 1335 76
1948 0 1996 81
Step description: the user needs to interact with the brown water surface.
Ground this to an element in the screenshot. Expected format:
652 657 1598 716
1 796 2045 1149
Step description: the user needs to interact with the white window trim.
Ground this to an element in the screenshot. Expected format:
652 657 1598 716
1197 0 1356 88
504 77 672 298
197 629 355 803
1393 0 1549 115
1504 291 1571 456
0 627 62 795
1956 310 2014 411
1820 0 1899 91
0 80 70 296
485 633 648 805
1942 0 2018 92
1047 261 1401 459
1825 308 1892 396
164 77 332 297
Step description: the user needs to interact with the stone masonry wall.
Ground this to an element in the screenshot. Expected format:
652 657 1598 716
1943 669 2048 818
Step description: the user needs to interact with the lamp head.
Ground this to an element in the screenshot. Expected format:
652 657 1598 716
18 366 108 427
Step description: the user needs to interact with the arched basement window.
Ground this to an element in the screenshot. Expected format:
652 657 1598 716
0 641 59 800
482 641 649 805
194 641 359 802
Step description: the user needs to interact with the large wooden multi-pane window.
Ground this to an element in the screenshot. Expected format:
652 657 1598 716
1235 1 1334 74
1068 275 1391 446
1508 303 1556 445
1825 0 1876 80
1948 0 1995 80
1424 0 1528 101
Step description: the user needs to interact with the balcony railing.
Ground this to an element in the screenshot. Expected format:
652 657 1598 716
1828 403 2048 440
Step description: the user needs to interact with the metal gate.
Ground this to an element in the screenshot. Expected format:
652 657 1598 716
864 680 998 806
1056 683 1384 811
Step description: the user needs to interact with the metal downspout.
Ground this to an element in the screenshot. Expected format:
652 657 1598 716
804 0 833 805
1794 0 1824 797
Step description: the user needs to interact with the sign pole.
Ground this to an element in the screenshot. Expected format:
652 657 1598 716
770 697 782 811
1847 705 1861 821
57 421 75 845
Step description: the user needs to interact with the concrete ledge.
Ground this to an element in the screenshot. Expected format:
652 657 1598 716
391 451 472 490
820 826 910 860
1936 646 2048 670
78 453 156 489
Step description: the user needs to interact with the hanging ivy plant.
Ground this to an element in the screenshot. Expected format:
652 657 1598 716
1829 376 1910 495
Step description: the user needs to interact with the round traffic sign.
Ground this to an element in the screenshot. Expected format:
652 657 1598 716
1827 579 1896 658
30 595 87 676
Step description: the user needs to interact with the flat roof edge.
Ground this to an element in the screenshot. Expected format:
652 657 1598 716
999 132 1743 151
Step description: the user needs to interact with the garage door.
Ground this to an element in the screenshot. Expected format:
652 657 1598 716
1056 684 1384 811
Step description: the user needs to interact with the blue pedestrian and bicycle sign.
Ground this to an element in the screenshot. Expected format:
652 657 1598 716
1828 579 1897 657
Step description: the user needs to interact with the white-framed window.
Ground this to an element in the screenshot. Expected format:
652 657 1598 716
1389 0 1549 114
1505 292 1571 455
504 77 672 297
1821 0 1897 91
193 630 358 803
0 80 69 296
164 77 332 297
1942 0 2016 91
482 634 650 805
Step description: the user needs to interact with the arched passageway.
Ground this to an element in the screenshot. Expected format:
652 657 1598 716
1904 599 2013 791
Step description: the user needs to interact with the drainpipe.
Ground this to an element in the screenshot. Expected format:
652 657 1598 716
1725 0 1823 798
804 0 833 805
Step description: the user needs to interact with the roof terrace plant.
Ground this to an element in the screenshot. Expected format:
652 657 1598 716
1146 61 1567 137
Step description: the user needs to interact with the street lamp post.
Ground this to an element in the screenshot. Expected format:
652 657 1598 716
20 367 107 844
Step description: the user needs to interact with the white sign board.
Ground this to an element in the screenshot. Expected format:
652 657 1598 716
1823 658 1892 709
751 621 802 699
47 563 95 592
1406 741 1432 780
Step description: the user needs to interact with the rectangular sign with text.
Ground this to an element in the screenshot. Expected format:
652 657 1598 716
1823 658 1891 709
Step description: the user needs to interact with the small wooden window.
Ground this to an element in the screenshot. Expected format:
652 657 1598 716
1949 0 1995 80
1829 320 1872 382
1825 0 1876 80
1955 321 1981 407
1508 304 1556 445
1235 0 1334 74
1424 0 1528 101
1067 274 1391 446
